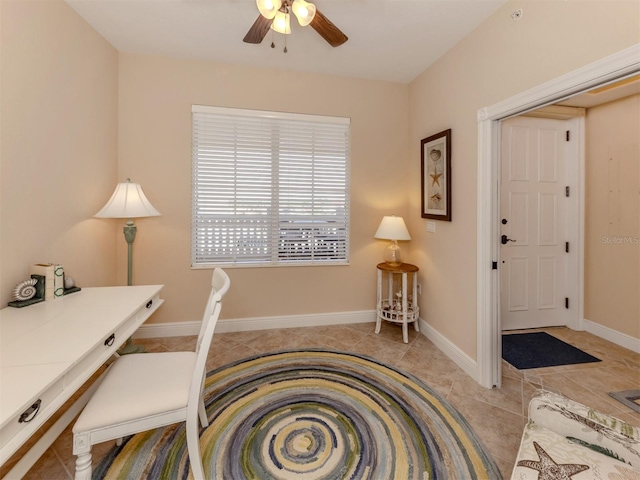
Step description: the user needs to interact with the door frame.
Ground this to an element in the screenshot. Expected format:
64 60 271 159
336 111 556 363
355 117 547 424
476 43 640 389
499 115 583 332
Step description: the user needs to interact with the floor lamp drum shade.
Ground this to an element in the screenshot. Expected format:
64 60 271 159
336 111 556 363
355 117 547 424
95 180 161 219
374 215 411 266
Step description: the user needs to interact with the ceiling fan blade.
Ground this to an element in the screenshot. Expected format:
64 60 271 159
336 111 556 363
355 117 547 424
310 9 348 47
243 14 273 44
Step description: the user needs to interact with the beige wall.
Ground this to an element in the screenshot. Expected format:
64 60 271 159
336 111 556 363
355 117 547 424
2 0 638 359
408 0 640 357
0 0 119 306
584 94 639 339
117 53 409 324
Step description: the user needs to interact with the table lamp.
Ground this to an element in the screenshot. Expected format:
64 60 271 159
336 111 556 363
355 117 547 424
374 215 411 267
95 178 161 354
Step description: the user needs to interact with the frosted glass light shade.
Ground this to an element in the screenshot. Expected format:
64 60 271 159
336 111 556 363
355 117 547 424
271 10 291 34
374 216 411 241
95 179 161 219
291 0 316 26
256 0 282 19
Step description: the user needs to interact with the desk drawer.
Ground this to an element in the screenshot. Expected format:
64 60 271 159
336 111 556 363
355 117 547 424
62 329 121 391
63 294 161 389
134 293 162 325
62 293 162 391
0 378 64 451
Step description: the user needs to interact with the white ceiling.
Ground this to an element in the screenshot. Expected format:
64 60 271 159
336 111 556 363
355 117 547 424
65 0 508 84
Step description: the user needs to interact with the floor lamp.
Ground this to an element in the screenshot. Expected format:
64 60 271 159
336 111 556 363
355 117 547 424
95 178 161 354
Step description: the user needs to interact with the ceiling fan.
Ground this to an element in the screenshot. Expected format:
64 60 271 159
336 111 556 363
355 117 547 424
243 0 348 48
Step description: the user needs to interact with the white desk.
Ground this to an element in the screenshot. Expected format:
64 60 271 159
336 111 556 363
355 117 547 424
0 285 164 477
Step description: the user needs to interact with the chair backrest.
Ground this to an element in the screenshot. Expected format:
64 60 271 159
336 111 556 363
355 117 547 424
195 268 231 353
188 268 230 413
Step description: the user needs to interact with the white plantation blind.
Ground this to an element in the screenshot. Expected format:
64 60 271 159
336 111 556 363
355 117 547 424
192 105 350 267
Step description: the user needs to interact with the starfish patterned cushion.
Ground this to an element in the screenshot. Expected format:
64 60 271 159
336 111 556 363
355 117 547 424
511 391 640 480
517 441 588 480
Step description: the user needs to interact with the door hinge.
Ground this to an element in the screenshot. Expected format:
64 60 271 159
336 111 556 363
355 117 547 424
565 242 569 253
565 186 570 197
492 261 498 270
566 130 570 141
565 297 569 309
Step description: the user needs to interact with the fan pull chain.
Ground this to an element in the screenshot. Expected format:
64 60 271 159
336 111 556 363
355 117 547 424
283 7 288 53
267 21 287 53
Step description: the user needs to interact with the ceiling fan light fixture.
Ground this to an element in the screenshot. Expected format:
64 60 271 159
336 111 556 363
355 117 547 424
271 10 291 34
291 0 316 26
256 0 283 19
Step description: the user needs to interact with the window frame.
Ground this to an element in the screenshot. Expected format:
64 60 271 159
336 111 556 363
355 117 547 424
191 105 351 269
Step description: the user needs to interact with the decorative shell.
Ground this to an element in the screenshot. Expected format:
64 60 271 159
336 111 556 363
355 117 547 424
64 276 75 289
12 278 38 301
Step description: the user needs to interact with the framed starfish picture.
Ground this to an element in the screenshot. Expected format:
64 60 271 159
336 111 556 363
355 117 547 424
421 129 451 221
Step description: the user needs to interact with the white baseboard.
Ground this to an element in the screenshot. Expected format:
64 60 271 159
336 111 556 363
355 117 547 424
134 311 479 383
583 318 640 354
418 317 478 382
133 321 201 338
133 310 377 338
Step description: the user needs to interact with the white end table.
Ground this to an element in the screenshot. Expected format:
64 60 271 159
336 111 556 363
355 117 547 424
375 262 420 343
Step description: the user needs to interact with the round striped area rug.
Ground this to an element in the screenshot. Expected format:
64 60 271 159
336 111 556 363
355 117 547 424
95 350 501 479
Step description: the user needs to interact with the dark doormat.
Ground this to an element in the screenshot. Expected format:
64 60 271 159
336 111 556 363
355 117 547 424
502 332 601 370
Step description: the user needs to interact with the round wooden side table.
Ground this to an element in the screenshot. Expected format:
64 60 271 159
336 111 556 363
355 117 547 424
375 262 420 343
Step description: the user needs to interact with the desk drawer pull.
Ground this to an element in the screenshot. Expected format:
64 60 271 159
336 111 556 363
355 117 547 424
104 333 116 347
146 299 153 309
19 399 41 423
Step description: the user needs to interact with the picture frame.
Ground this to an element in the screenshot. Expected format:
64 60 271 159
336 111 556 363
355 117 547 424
421 129 452 221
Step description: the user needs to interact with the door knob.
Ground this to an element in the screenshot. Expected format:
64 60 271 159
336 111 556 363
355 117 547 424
501 234 515 245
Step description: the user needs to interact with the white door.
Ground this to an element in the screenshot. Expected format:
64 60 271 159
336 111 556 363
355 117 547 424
500 116 571 330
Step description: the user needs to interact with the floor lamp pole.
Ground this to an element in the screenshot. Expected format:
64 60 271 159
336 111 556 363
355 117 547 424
124 220 136 287
94 179 160 356
118 219 145 355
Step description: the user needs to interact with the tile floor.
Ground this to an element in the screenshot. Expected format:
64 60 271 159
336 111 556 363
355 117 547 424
13 323 640 479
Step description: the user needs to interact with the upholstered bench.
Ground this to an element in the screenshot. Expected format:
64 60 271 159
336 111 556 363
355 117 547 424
511 390 640 479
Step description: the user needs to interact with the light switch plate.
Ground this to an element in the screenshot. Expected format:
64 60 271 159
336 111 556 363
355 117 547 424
426 221 436 233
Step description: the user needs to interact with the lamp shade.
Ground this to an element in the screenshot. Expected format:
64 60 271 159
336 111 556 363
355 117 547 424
291 0 316 26
95 179 161 219
256 0 283 19
374 216 411 241
271 9 291 34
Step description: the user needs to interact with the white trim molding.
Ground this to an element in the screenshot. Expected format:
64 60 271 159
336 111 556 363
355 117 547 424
418 318 478 382
134 310 377 338
477 44 640 389
133 310 478 381
477 44 640 122
134 311 480 385
134 310 638 385
583 319 640 354
215 310 376 333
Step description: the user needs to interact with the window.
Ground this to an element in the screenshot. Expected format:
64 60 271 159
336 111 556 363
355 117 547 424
192 105 350 267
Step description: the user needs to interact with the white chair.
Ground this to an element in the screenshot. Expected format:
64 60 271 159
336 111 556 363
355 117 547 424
72 268 230 480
